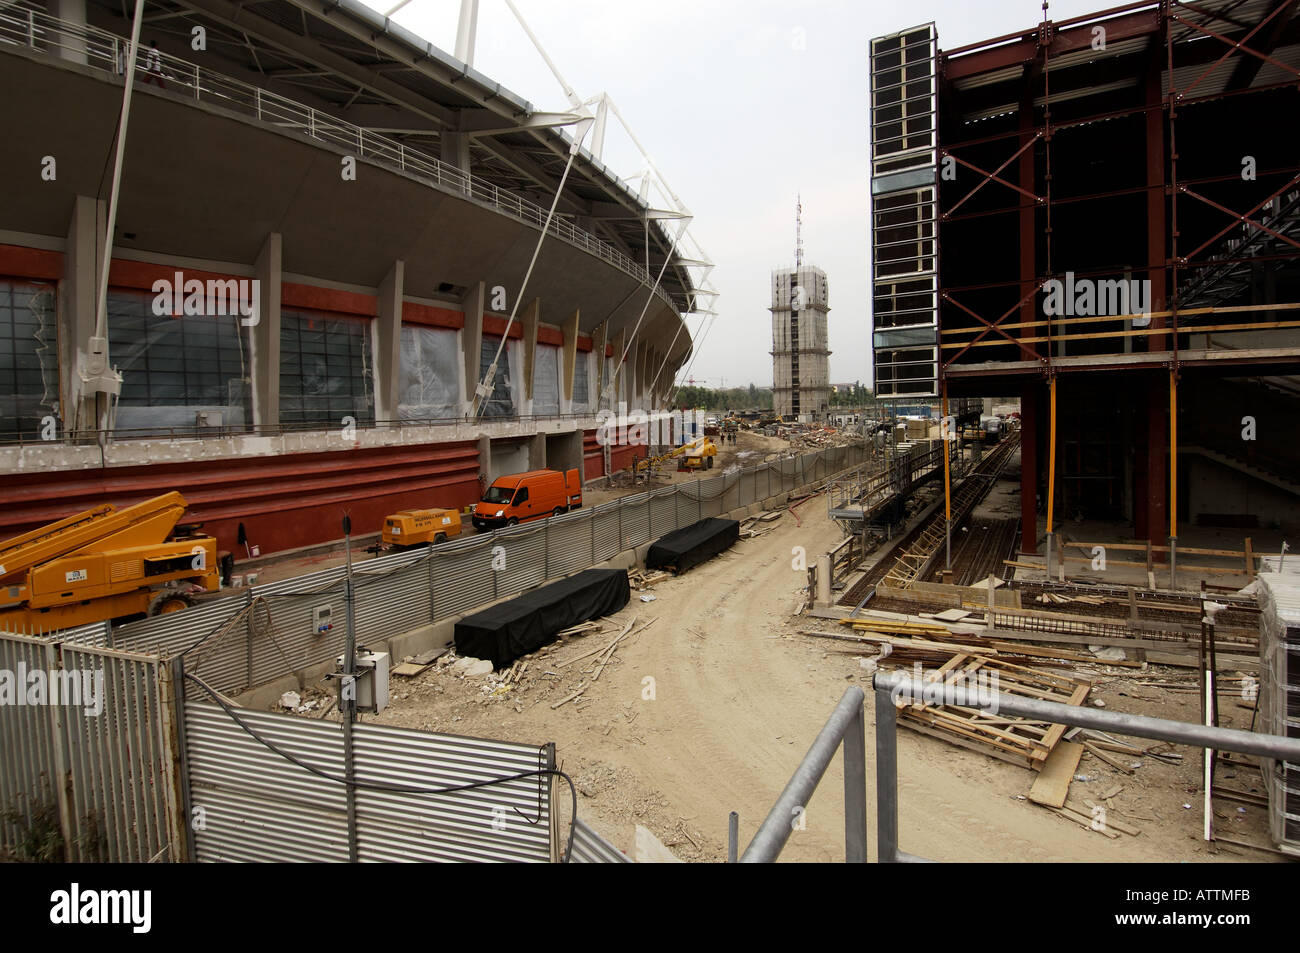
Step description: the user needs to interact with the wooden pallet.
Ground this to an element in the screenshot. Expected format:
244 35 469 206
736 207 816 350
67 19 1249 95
894 653 1092 769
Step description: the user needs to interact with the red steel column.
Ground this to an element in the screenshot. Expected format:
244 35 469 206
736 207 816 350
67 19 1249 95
1018 71 1040 555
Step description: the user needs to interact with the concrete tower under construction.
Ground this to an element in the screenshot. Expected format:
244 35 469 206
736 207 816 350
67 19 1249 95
770 264 831 421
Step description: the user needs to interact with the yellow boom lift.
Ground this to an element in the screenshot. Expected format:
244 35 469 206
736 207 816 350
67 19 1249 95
0 491 221 631
634 435 717 473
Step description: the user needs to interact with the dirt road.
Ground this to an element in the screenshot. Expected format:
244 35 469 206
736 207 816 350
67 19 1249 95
360 497 1276 862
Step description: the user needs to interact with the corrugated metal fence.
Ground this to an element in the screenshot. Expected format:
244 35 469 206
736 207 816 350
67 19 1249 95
183 701 557 862
61 442 872 700
0 630 185 862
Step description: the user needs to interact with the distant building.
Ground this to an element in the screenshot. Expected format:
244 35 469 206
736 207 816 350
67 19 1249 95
770 265 831 420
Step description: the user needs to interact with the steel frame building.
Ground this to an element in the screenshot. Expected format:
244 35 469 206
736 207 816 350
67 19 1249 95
871 0 1300 554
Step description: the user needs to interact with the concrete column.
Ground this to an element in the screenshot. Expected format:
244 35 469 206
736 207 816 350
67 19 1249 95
441 132 472 177
521 297 539 402
816 553 833 607
373 260 403 423
609 328 625 407
560 308 580 411
250 233 282 428
48 0 88 66
61 195 104 430
476 433 491 487
461 281 484 415
528 433 546 470
591 322 607 403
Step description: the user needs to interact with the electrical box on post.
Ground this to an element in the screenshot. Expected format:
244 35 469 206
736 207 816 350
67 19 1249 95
335 649 389 714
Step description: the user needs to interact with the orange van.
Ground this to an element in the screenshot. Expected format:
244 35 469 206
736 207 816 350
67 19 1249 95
472 468 582 531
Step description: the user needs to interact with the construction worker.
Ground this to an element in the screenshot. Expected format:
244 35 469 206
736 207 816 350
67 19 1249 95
141 40 166 89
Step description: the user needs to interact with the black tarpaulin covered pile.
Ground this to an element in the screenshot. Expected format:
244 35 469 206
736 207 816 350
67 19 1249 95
645 517 740 574
453 568 630 668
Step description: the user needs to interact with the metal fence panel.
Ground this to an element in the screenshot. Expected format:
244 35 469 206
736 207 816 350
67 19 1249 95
352 552 432 645
591 502 621 564
698 475 726 518
183 701 554 862
0 633 181 863
738 467 757 508
649 487 678 538
569 817 630 863
114 593 250 660
546 510 594 579
0 632 59 858
720 470 742 514
619 493 652 550
676 481 702 526
184 701 348 862
59 645 177 862
352 721 552 863
493 522 548 597
430 534 498 617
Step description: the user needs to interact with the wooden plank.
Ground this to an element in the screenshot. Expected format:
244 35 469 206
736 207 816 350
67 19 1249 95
1056 805 1119 838
1084 742 1136 775
1028 741 1084 807
391 661 431 677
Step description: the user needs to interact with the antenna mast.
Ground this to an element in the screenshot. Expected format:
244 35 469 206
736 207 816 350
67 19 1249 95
795 194 804 268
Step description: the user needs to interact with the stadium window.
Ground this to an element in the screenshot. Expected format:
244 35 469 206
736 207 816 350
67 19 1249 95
572 350 589 413
279 309 374 429
0 280 58 441
398 325 460 420
478 333 517 418
533 343 560 416
107 288 250 433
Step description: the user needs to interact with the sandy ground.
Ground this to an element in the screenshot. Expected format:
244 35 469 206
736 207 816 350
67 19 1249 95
286 493 1280 863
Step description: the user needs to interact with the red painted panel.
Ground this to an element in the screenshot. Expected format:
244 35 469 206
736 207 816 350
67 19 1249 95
282 282 376 316
582 429 605 481
402 301 464 329
537 326 563 347
609 444 635 473
0 440 483 558
482 315 524 338
0 244 63 281
577 334 593 352
107 258 244 292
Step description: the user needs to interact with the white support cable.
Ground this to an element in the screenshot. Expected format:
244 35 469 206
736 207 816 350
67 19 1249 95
600 217 688 406
647 306 711 398
503 0 583 110
473 116 593 418
667 308 720 405
93 0 146 343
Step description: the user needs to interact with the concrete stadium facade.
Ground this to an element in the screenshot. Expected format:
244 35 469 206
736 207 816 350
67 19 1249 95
0 0 702 556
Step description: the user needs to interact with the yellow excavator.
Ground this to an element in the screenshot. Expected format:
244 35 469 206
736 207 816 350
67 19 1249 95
0 491 222 631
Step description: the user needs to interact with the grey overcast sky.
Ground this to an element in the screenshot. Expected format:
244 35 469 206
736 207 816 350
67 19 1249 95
362 0 1109 390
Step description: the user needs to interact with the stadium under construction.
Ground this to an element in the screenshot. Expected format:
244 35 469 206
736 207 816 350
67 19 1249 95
0 0 712 556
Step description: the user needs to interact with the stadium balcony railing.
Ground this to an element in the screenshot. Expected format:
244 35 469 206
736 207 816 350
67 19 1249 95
0 7 680 312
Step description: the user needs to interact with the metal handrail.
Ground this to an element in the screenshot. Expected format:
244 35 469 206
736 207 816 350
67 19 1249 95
0 6 681 312
0 411 605 448
738 687 868 863
872 671 1300 862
